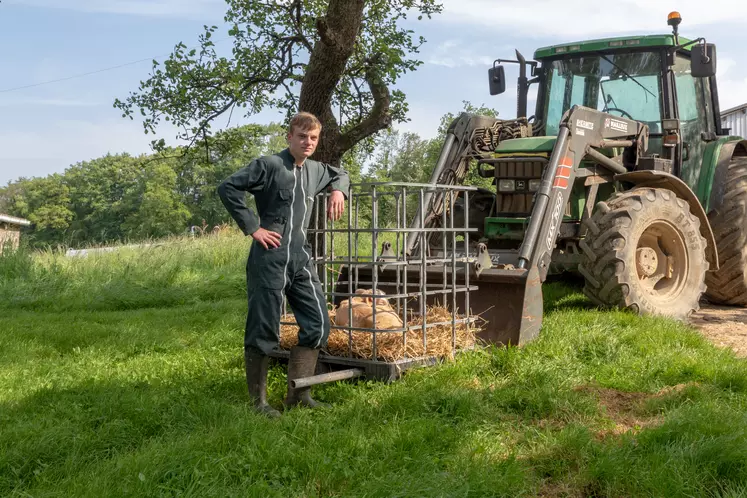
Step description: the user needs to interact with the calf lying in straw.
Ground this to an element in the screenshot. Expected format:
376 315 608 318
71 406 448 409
335 288 404 330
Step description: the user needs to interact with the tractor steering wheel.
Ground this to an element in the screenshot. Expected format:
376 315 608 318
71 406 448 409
604 107 634 120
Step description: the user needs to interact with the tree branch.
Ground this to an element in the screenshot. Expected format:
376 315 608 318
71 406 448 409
315 16 336 46
338 60 392 152
349 77 365 120
181 33 303 151
288 0 313 52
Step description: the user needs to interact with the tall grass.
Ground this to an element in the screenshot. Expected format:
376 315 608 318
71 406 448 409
0 226 413 312
0 232 252 312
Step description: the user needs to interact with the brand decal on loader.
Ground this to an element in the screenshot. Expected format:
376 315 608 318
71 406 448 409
546 193 564 251
552 156 573 189
605 118 629 133
576 119 594 131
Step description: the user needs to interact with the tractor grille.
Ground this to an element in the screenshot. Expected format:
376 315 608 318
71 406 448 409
494 159 546 215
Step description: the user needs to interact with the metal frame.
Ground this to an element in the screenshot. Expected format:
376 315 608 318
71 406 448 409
270 182 480 382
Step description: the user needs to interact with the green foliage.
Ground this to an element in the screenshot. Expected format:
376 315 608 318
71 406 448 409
0 123 292 248
1 175 75 245
122 163 192 239
114 0 443 164
65 153 143 243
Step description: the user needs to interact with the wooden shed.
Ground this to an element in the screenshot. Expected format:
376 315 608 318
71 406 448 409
0 213 31 251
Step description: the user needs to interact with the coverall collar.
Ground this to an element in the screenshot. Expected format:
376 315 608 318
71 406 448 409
282 148 307 168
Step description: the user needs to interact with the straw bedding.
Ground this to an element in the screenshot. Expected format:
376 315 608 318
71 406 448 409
279 304 478 363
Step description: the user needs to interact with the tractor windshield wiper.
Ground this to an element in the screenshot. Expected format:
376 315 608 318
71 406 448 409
597 53 657 101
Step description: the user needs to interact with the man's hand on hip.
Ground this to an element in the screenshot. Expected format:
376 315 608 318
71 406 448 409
327 190 345 221
251 227 282 249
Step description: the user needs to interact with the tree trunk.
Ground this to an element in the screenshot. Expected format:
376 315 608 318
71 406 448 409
299 0 364 256
300 0 364 165
297 0 394 258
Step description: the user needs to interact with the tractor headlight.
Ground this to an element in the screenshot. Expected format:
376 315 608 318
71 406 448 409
498 179 516 192
529 179 542 192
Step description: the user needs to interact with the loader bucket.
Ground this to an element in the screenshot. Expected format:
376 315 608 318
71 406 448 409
332 263 543 347
467 266 543 346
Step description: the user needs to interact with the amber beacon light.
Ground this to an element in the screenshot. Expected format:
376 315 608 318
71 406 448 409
667 11 682 38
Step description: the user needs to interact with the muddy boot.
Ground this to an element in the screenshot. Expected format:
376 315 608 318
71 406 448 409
283 346 330 409
244 348 281 418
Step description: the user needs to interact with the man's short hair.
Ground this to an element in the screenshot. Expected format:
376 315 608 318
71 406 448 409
289 112 322 134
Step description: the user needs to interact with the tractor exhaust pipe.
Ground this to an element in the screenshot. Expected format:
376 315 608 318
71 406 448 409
516 50 529 119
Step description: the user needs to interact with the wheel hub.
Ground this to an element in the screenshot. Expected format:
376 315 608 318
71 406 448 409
636 247 658 277
636 221 688 303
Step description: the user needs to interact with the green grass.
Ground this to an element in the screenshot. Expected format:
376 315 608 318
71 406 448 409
2 236 747 496
0 229 390 312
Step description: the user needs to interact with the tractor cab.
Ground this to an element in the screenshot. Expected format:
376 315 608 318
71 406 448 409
489 12 720 192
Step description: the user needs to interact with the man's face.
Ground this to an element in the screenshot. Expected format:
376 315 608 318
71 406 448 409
287 126 320 162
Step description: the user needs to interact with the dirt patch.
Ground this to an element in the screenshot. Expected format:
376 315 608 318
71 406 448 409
574 384 694 439
690 303 747 358
575 385 658 437
537 480 583 498
532 384 694 494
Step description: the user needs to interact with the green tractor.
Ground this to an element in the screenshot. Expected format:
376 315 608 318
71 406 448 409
355 12 747 347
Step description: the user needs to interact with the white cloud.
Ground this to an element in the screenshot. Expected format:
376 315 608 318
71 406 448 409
716 77 747 111
717 58 737 80
437 0 747 38
11 0 225 19
427 40 495 68
709 56 747 110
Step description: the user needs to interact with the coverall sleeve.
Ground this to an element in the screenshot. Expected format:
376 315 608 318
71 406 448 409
217 159 267 236
315 162 351 199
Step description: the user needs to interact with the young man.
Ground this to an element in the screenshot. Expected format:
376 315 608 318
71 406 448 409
218 112 349 417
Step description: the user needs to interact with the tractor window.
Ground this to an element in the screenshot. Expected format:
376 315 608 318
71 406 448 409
544 51 663 135
598 75 661 123
674 66 698 122
571 75 586 106
545 73 586 128
673 54 714 131
546 71 568 131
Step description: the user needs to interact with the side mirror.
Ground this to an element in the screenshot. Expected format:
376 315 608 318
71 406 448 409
488 65 506 95
691 43 717 78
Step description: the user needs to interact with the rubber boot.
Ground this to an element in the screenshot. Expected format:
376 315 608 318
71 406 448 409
244 348 281 418
283 346 330 409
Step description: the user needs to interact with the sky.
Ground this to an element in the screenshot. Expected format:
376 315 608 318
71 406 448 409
0 0 746 186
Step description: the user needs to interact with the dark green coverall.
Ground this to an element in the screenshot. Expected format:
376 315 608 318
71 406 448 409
218 148 350 355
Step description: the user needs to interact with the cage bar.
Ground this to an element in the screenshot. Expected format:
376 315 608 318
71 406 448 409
273 182 480 382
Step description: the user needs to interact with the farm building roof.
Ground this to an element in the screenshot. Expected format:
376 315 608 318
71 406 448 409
0 214 31 226
721 103 747 116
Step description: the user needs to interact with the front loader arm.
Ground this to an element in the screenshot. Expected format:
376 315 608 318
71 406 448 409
405 112 531 256
518 105 650 279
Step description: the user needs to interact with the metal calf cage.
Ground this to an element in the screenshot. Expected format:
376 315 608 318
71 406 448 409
270 182 481 384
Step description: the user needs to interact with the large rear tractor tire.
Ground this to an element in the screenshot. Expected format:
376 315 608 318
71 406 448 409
578 187 708 320
705 156 747 305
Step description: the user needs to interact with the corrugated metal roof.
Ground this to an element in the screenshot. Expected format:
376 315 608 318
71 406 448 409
721 103 747 116
0 213 31 226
